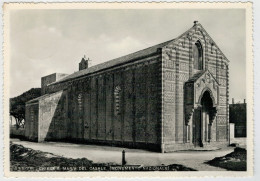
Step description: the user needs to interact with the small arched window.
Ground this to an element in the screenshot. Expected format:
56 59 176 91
114 86 121 115
30 108 34 122
193 41 203 70
78 93 83 111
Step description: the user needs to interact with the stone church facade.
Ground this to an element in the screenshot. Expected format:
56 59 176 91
25 21 229 152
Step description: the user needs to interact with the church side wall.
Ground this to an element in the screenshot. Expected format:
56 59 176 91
57 55 162 151
38 90 68 142
46 81 69 95
25 103 39 141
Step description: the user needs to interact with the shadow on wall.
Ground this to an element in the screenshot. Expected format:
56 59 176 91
43 89 87 143
26 81 161 151
26 61 162 152
40 90 69 142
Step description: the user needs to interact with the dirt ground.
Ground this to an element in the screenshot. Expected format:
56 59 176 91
10 142 196 171
11 139 237 171
206 147 247 171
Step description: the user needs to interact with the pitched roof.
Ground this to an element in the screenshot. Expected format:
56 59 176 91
50 22 229 86
26 94 50 104
51 39 173 85
186 69 219 84
186 70 207 83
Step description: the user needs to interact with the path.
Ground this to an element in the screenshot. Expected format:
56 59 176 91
11 139 234 171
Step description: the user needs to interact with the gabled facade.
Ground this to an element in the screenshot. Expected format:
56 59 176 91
160 21 229 151
25 21 229 152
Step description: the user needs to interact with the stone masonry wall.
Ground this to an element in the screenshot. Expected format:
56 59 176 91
44 54 162 151
41 73 56 95
161 24 229 152
38 90 68 142
25 103 39 141
229 103 246 137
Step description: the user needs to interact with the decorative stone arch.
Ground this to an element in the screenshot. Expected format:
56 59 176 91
194 89 217 145
197 87 217 107
184 70 219 126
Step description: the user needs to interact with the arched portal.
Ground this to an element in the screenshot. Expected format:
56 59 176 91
193 90 215 147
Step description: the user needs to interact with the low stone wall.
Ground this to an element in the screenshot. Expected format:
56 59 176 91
229 123 246 146
230 138 247 147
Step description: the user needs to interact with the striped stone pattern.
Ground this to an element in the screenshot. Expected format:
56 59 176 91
161 35 190 148
192 28 229 141
162 26 229 150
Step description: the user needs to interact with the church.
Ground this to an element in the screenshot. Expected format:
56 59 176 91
25 21 229 152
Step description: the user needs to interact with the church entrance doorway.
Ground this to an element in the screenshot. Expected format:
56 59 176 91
193 90 214 147
194 108 202 147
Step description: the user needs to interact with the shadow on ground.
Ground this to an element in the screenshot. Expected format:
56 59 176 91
206 147 247 171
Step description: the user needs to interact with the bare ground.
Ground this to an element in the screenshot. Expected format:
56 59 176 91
10 142 196 171
206 147 247 171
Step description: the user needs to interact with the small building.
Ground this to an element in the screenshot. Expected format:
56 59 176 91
41 73 68 95
25 21 230 152
229 99 247 137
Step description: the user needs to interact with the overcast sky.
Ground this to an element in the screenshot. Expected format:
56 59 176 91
9 9 245 103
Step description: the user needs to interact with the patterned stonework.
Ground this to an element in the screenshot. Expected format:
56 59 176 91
164 82 175 92
219 96 226 105
161 23 229 149
218 116 227 125
208 66 216 75
179 62 189 72
219 78 227 87
179 72 189 82
164 71 175 81
219 69 227 77
218 107 227 115
164 103 175 113
164 92 175 103
218 126 227 139
219 87 226 96
164 60 175 68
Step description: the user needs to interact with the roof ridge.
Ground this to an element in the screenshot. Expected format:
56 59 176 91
50 39 176 85
186 70 206 83
49 22 228 86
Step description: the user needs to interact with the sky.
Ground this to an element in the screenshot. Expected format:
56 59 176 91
9 9 246 103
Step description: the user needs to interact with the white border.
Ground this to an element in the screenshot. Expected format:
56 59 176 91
1 1 255 179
